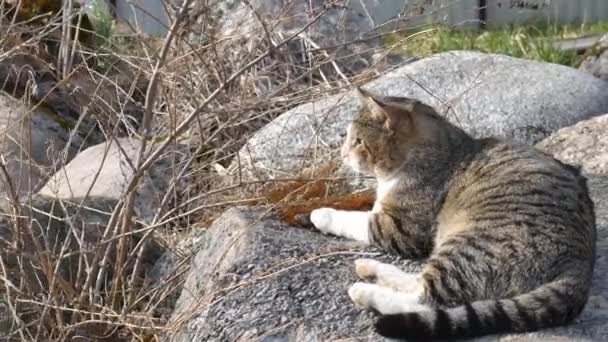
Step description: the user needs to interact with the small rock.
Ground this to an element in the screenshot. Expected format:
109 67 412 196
38 137 192 224
580 48 608 81
0 93 86 199
578 34 608 81
537 113 608 176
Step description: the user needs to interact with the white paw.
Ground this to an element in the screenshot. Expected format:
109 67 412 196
355 258 381 279
348 282 428 315
310 207 336 234
348 282 375 308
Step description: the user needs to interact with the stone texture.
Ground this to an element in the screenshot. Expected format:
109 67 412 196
168 173 608 341
218 0 379 42
537 114 608 176
38 137 191 224
579 35 608 82
197 0 407 95
0 93 86 199
215 0 474 44
230 51 608 180
579 49 608 81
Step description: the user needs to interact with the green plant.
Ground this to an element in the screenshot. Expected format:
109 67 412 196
389 21 608 67
90 0 115 46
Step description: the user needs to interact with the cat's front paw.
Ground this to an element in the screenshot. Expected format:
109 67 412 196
310 207 337 234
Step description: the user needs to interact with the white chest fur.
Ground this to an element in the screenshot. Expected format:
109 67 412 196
374 177 398 212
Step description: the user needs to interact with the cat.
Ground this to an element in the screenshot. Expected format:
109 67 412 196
310 88 596 340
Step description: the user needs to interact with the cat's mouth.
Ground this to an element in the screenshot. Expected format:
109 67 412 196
345 155 370 175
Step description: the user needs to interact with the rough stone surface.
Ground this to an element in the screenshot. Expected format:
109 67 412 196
202 0 407 95
169 207 410 342
580 48 608 81
537 113 608 176
38 137 192 224
215 0 474 44
218 0 380 42
0 93 86 199
169 173 608 341
230 51 608 180
577 34 608 81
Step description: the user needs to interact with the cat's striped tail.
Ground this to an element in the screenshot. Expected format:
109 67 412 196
375 276 589 340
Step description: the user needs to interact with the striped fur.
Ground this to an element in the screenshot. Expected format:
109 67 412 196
341 88 596 340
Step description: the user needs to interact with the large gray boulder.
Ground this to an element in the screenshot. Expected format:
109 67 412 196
38 137 192 224
0 93 86 199
169 207 411 342
168 176 608 341
230 51 608 180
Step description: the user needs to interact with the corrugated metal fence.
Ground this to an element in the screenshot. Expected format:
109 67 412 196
485 0 608 26
112 0 608 37
114 0 169 36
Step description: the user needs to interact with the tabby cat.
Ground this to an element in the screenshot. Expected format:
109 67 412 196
310 88 596 340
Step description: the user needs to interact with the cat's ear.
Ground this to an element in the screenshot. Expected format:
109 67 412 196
356 87 407 131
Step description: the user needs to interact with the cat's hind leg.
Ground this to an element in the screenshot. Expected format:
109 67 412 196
355 259 420 293
348 282 432 315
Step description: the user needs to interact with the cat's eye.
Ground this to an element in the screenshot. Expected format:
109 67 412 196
355 138 362 145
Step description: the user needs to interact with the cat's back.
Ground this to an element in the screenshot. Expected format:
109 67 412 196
440 137 595 255
434 137 596 293
459 138 591 208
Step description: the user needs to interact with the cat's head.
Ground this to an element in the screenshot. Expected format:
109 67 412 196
341 87 452 179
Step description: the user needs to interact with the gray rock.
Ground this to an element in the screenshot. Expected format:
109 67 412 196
168 174 608 341
579 40 608 81
508 125 551 145
147 250 183 317
38 137 192 224
147 228 208 319
537 113 608 176
0 92 85 199
208 0 407 94
169 206 411 342
230 51 608 180
218 0 380 43
216 0 474 43
580 49 608 81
